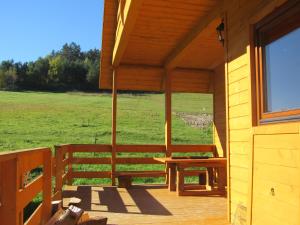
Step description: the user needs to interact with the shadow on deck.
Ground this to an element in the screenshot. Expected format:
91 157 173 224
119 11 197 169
63 185 228 225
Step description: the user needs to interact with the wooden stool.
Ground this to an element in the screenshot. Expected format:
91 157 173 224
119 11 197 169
118 175 132 188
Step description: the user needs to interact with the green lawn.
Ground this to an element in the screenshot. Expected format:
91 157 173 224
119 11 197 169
0 91 213 184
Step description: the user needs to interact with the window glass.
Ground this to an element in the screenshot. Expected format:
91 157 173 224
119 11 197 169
264 27 300 113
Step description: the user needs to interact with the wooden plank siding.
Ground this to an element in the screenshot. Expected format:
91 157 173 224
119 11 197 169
223 1 300 225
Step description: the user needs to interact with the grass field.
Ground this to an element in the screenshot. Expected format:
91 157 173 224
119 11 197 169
0 91 213 184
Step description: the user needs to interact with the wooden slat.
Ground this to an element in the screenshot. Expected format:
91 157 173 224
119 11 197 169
72 171 111 179
71 157 111 164
18 175 43 210
116 144 166 153
116 171 166 177
170 144 216 153
24 203 42 225
116 158 164 164
70 144 112 153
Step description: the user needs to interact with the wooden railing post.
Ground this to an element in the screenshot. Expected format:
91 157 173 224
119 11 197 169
111 69 118 186
0 158 18 225
54 146 63 200
67 145 73 185
165 70 172 184
42 149 52 223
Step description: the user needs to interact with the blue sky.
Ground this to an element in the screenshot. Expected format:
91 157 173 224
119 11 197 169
0 0 104 62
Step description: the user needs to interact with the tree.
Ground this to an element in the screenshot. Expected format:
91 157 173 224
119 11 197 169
0 67 17 89
61 42 82 62
0 42 101 91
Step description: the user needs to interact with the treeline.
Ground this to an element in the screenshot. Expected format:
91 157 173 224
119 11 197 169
0 42 100 91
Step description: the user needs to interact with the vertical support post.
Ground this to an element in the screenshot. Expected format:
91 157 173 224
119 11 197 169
165 69 172 184
111 69 118 186
54 146 63 200
165 69 172 156
67 146 73 185
42 149 52 223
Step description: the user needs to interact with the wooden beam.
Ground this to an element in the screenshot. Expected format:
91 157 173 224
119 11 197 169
112 0 143 66
111 69 117 186
115 64 213 93
99 0 118 89
164 6 222 70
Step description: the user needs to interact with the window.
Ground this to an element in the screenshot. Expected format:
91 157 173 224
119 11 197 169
253 1 300 124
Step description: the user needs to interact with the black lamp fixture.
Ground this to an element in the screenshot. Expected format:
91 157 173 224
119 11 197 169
216 20 225 46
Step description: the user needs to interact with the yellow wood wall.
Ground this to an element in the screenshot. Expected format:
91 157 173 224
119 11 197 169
251 124 300 225
213 63 226 157
225 0 300 224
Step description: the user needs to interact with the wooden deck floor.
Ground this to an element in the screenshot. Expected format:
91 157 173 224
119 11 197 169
63 185 228 225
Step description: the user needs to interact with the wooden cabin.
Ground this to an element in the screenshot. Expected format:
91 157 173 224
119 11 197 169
100 0 300 224
0 0 299 224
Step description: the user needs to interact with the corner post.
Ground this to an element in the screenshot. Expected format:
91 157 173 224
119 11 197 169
111 69 118 186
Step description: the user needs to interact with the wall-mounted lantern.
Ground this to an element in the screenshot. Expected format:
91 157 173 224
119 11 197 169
216 21 225 46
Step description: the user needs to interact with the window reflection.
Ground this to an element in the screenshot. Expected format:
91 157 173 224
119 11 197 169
264 27 300 113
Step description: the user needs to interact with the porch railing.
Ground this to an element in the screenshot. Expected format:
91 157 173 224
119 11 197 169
0 143 216 224
53 143 216 197
0 148 52 225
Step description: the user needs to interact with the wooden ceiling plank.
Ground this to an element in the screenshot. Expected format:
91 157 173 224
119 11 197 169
164 4 223 70
112 0 143 67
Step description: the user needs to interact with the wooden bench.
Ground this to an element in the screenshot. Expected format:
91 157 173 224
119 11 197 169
154 157 227 196
176 160 227 196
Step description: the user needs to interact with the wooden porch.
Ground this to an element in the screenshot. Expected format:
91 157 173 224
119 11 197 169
62 185 228 225
0 144 228 224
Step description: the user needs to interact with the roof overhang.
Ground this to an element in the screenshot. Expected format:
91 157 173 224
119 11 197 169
100 0 224 92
